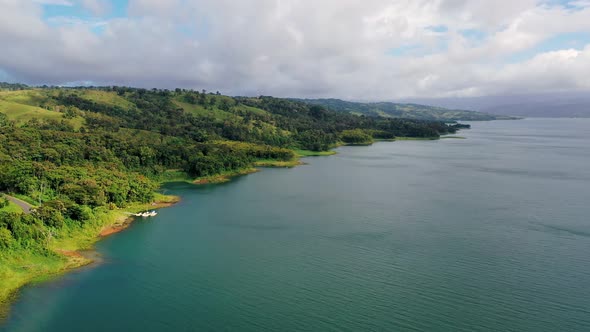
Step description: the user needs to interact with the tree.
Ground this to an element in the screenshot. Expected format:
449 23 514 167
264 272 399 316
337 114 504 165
66 204 93 222
0 113 10 127
0 228 14 249
0 195 8 209
340 129 373 145
219 99 232 111
34 205 65 228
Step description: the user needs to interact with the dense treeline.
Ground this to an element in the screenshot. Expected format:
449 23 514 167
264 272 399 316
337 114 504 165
0 82 29 90
0 86 463 251
236 96 455 150
51 87 459 150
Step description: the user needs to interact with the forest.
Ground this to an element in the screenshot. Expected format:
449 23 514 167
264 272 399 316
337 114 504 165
0 83 466 301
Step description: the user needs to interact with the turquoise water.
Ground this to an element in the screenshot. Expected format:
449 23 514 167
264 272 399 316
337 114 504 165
2 118 590 331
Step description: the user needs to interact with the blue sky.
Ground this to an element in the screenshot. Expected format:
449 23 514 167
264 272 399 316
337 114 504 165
40 0 210 36
41 0 128 20
40 0 127 34
508 31 590 62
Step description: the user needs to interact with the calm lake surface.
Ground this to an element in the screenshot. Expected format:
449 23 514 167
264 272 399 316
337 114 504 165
2 118 590 331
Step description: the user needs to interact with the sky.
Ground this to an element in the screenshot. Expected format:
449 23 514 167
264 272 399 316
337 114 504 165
1 0 590 100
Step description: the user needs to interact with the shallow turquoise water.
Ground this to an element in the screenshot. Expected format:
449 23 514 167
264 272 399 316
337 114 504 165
2 118 590 331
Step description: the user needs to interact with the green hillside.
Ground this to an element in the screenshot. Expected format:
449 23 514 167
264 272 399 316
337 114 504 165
295 98 517 121
0 90 62 123
0 90 86 129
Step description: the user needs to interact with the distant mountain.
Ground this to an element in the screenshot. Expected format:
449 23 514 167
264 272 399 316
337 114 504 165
295 98 516 121
402 92 590 118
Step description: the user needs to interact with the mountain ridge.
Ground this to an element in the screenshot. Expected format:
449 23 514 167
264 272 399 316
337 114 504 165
293 98 517 121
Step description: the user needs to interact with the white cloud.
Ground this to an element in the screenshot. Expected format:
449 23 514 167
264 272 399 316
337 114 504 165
32 0 73 5
81 0 111 16
46 16 107 27
1 0 590 99
128 0 183 17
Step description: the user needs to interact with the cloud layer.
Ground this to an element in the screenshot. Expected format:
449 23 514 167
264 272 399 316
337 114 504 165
1 0 590 99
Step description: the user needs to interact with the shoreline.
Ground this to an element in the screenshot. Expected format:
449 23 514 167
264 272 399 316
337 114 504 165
98 199 179 237
1 164 274 315
0 195 180 320
0 136 462 321
1 156 320 313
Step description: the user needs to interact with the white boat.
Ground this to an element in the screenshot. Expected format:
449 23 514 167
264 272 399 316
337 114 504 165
131 211 158 218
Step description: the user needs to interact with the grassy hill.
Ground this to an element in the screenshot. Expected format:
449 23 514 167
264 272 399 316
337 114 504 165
0 99 63 123
0 90 62 123
295 98 517 121
0 90 86 129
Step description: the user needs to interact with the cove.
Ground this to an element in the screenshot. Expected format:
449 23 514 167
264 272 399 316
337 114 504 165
2 118 590 331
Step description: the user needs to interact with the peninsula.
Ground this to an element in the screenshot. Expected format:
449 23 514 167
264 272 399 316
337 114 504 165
0 83 471 309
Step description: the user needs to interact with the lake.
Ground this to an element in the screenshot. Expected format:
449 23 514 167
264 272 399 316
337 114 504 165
2 118 590 331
